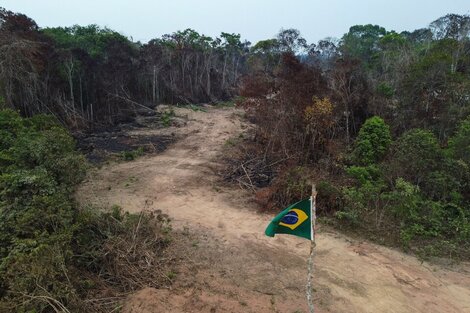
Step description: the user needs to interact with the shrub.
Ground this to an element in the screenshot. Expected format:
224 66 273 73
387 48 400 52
316 181 343 215
0 110 86 311
120 147 145 161
251 165 312 212
0 110 176 312
376 82 394 98
352 116 391 165
448 116 470 165
342 165 390 229
269 166 311 210
389 129 443 184
334 210 359 226
71 207 173 292
340 123 470 259
161 108 175 127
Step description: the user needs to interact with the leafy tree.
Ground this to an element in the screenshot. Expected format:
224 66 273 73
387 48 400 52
276 28 307 53
352 116 391 165
388 129 442 185
312 38 339 69
341 24 387 66
449 116 470 165
43 25 131 57
250 39 281 72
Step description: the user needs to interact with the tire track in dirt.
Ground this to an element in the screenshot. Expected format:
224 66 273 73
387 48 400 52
77 106 470 313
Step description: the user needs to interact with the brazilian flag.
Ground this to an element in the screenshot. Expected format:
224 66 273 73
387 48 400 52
265 198 312 240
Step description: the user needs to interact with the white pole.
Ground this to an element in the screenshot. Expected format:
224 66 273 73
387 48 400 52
306 184 317 313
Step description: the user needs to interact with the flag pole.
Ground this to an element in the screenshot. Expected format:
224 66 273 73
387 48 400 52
306 183 317 313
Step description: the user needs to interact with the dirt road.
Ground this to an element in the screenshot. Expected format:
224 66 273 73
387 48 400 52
77 106 470 313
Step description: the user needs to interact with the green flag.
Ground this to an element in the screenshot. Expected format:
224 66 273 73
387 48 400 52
265 198 312 240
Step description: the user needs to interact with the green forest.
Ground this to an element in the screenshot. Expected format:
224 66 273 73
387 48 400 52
1 6 470 312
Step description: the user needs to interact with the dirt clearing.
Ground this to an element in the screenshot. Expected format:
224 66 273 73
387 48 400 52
77 106 470 313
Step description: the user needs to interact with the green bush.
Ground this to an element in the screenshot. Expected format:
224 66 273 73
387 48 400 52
0 110 175 312
352 116 391 165
389 129 443 183
119 146 145 161
388 129 467 202
448 116 470 165
376 82 394 98
340 119 470 259
0 110 86 311
334 210 359 226
342 165 390 229
161 108 175 127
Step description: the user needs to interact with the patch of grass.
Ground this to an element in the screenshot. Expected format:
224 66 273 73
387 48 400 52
215 100 236 108
161 108 176 127
123 176 139 187
166 271 177 281
216 96 244 108
224 138 237 147
224 133 245 147
119 146 145 161
187 104 207 112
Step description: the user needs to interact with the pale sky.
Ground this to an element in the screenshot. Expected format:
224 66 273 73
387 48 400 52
1 0 469 44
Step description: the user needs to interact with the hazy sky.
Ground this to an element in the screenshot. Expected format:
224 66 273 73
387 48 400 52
2 0 470 44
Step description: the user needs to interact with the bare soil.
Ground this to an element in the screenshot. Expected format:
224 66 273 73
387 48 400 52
76 106 470 313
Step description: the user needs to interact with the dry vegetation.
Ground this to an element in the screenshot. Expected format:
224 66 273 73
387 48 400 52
1 6 470 312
